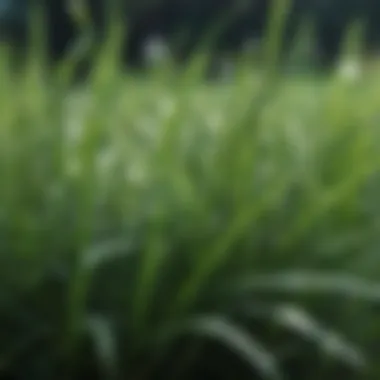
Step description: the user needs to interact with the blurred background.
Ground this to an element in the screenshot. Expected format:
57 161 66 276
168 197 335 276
1 0 380 74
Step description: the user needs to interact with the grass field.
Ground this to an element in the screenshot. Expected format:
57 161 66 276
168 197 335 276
3 3 380 379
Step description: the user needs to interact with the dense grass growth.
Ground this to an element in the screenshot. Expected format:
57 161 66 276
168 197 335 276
3 2 380 380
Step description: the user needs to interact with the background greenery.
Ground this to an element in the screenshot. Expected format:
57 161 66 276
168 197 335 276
3 0 380 70
2 1 380 380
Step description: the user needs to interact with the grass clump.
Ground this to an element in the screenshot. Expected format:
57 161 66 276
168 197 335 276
2 2 380 380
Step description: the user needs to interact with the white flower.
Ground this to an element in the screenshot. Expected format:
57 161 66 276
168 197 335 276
144 35 172 67
337 58 362 81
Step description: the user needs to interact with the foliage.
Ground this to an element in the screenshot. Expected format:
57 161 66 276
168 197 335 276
2 1 380 380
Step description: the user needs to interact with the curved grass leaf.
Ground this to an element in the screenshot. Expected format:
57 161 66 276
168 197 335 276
85 314 118 380
156 315 282 380
81 238 135 271
242 303 366 369
225 271 380 301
